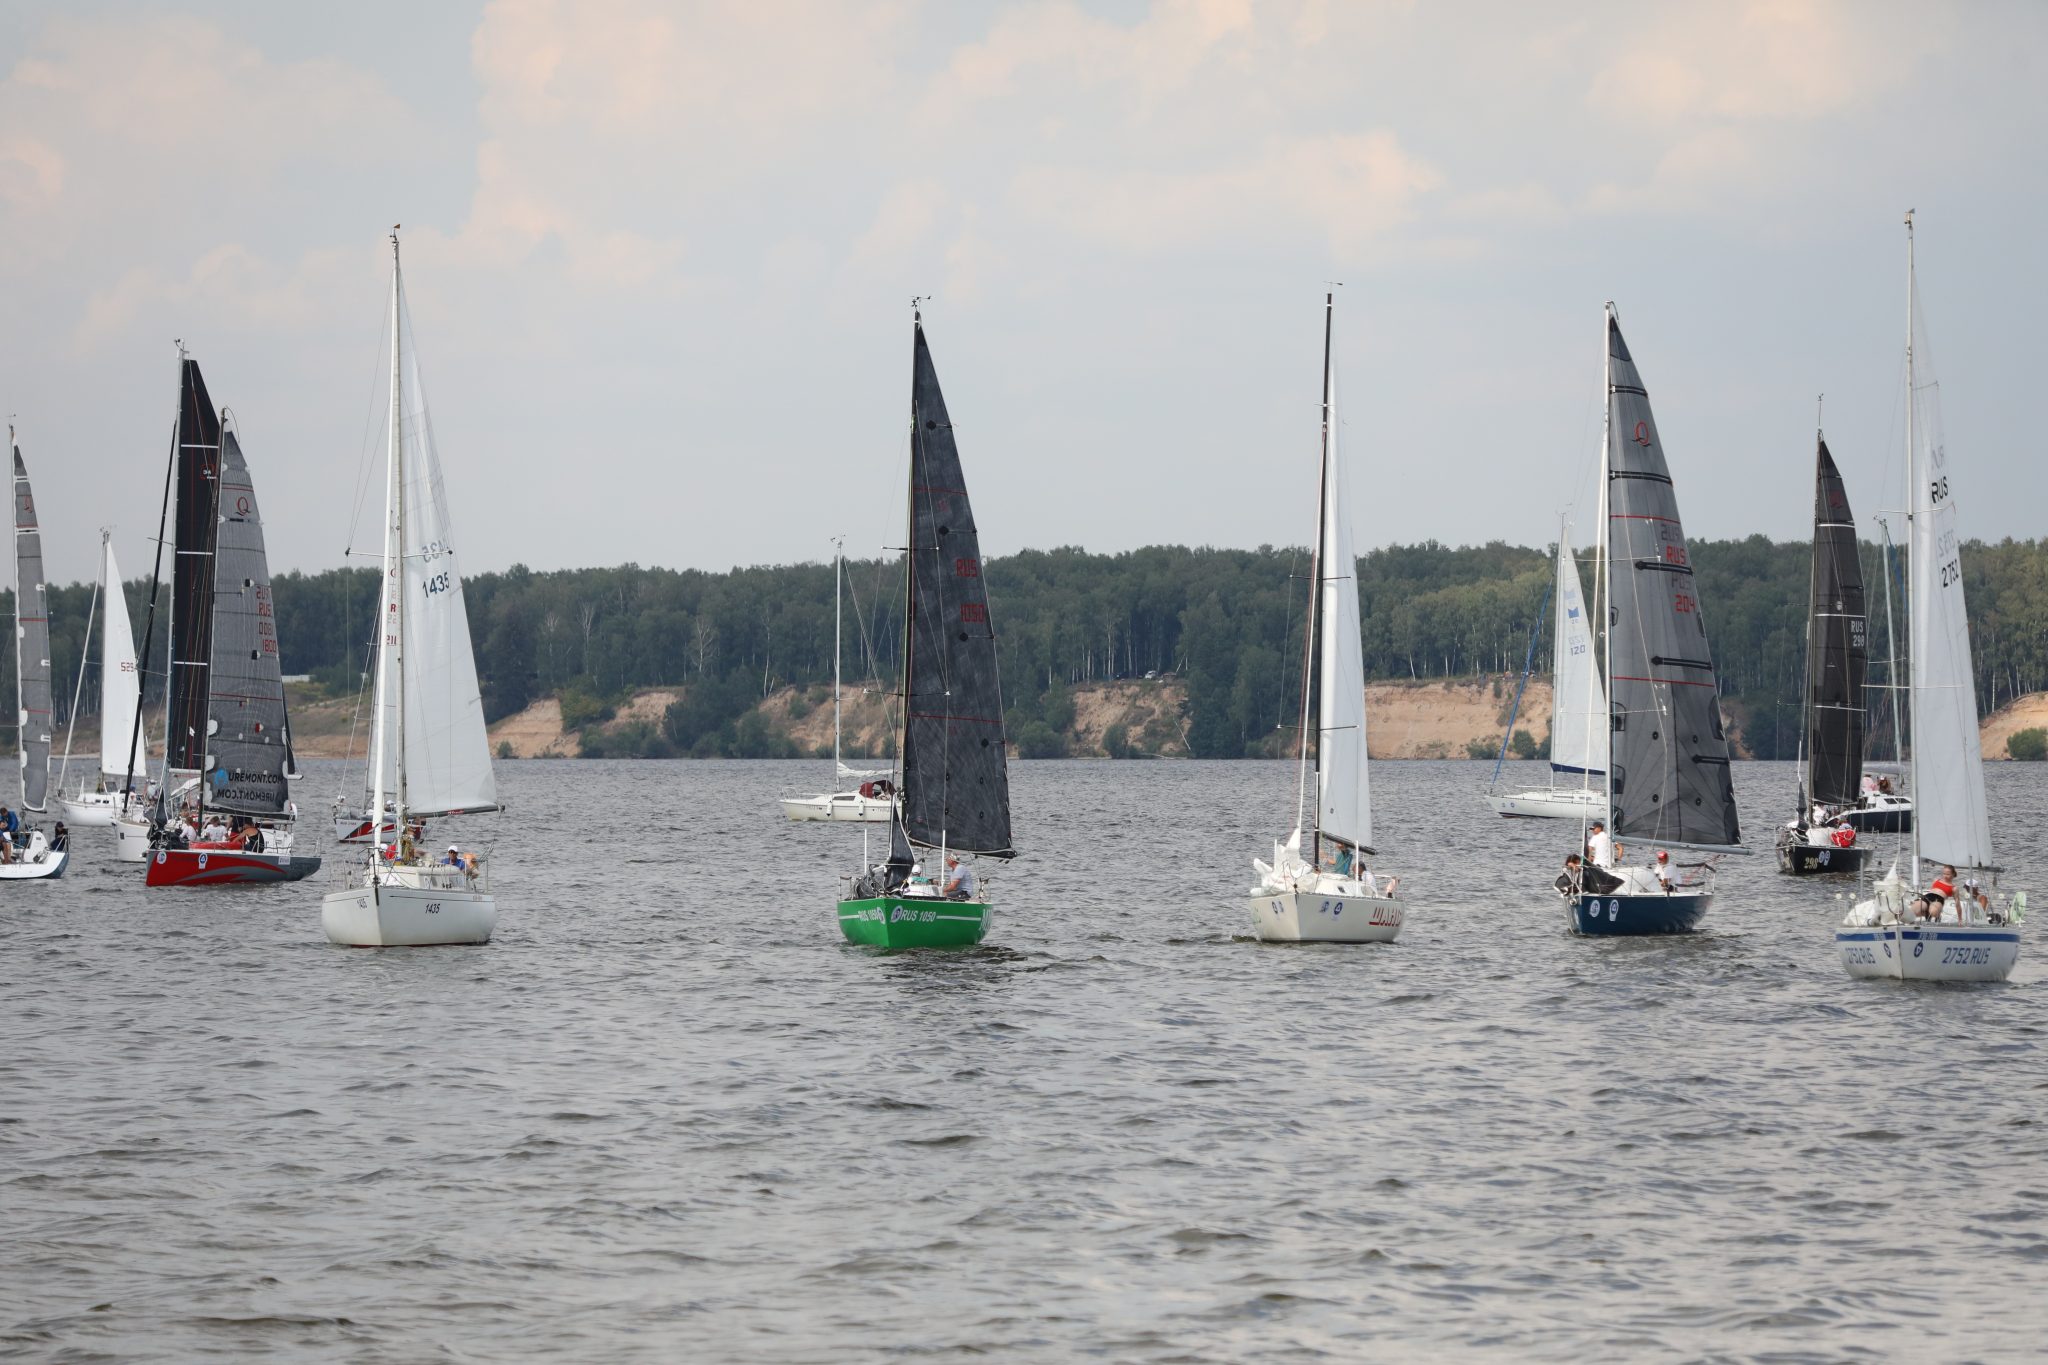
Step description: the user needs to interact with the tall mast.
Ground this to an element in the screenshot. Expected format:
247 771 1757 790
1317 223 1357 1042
124 372 181 805
370 230 404 858
1799 409 1821 809
1595 305 1616 827
897 304 919 806
8 424 21 810
1293 292 1333 858
1903 210 1919 883
833 536 844 777
57 531 105 796
154 344 188 799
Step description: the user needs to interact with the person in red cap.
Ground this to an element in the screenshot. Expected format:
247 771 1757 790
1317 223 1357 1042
1651 849 1674 892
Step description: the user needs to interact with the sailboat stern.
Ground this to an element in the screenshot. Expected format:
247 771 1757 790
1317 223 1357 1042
1570 890 1711 935
322 878 496 947
1248 888 1403 943
837 895 990 948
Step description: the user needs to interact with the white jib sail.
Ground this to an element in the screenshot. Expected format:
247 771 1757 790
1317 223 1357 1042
97 540 141 780
1316 362 1371 852
1909 397 1990 871
391 340 497 818
1548 528 1606 777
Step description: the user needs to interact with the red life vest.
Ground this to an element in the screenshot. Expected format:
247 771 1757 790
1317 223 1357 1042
1830 824 1856 849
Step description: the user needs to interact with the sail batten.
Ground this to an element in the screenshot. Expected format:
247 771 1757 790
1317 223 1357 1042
1802 438 1867 807
166 360 220 774
11 439 52 812
1602 310 1741 850
896 320 1013 857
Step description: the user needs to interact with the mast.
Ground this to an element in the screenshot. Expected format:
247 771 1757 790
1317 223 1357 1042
370 230 404 860
897 307 918 807
1904 209 1919 884
124 384 180 805
1294 292 1333 857
155 345 187 800
1594 305 1615 821
833 536 844 778
1799 417 1820 811
8 425 21 809
57 532 104 796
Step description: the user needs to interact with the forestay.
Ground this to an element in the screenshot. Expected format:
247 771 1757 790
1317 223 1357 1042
1804 438 1867 807
1314 361 1370 853
167 359 221 775
97 540 140 780
204 430 292 816
11 440 52 812
1550 528 1606 777
1603 311 1741 850
897 319 1014 857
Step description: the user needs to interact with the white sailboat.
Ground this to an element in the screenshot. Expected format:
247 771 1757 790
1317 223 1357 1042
4 429 69 879
56 531 142 826
781 538 896 823
321 230 502 947
1488 521 1607 819
1837 213 2020 981
1248 295 1403 944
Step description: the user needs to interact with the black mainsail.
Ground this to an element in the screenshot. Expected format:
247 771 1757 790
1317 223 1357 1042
11 435 52 812
166 359 221 775
1603 309 1741 850
204 429 292 815
1802 436 1867 808
895 316 1014 857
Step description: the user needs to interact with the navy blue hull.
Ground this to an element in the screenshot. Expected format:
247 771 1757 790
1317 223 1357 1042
1571 892 1711 936
1842 806 1911 835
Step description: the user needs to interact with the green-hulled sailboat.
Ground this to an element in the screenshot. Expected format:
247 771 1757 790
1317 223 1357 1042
837 306 1015 947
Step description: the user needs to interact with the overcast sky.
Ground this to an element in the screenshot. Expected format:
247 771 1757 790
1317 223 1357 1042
1 0 2042 587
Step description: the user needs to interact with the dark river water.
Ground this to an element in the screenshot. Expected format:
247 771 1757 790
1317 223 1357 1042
4 758 2045 1362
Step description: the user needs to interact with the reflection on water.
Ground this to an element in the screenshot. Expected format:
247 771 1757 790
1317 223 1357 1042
2 757 2045 1362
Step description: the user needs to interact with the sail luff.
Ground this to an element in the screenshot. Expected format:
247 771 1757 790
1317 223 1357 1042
166 359 222 775
1549 526 1607 777
1803 438 1867 807
1601 307 1742 850
99 539 141 779
1295 294 1330 853
11 437 52 812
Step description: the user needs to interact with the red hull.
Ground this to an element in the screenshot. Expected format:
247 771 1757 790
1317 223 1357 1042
144 848 321 887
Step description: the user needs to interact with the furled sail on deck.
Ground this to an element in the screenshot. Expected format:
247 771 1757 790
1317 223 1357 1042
203 430 291 816
1804 438 1867 807
1907 311 1991 869
97 540 141 780
1315 350 1370 853
166 359 221 774
1602 309 1741 849
1550 527 1606 776
11 439 52 812
896 318 1014 857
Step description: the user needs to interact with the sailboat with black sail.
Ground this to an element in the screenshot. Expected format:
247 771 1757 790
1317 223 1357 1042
141 353 317 887
1248 294 1403 943
321 230 501 947
1777 432 1870 875
838 307 1013 947
3 429 69 879
1837 213 2020 981
1559 305 1745 935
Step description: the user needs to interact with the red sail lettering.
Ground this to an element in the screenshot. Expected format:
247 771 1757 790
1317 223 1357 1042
960 602 987 624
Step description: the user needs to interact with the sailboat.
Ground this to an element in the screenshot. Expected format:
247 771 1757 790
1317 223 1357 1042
1487 522 1607 819
1247 294 1402 944
3 429 69 879
1558 305 1744 935
142 353 319 887
1837 213 2020 981
1776 432 1871 875
56 530 142 826
321 230 501 947
781 537 896 822
837 306 1014 947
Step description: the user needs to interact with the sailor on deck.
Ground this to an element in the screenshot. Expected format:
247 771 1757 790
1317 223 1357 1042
1587 820 1616 870
943 854 977 901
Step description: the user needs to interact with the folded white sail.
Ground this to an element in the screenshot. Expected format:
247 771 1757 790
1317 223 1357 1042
1549 528 1605 777
97 540 141 780
1316 362 1371 852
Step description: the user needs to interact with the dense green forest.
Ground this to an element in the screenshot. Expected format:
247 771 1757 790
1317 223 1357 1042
15 536 2048 761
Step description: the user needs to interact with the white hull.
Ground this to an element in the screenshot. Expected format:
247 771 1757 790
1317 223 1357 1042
0 830 67 880
1488 786 1604 820
782 791 897 823
322 866 496 946
1837 920 2019 983
1248 885 1403 943
57 789 123 827
114 812 153 862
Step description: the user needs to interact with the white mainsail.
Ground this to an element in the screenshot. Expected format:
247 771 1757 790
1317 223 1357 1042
1315 363 1371 852
1905 236 1990 872
97 540 141 780
1548 527 1605 777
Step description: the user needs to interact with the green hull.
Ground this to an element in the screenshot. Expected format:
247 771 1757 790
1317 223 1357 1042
837 896 990 947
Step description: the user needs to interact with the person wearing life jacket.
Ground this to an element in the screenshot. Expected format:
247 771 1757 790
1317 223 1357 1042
1830 823 1856 849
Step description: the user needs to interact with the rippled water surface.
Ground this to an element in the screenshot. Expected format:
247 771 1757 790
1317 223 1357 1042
5 758 2047 1362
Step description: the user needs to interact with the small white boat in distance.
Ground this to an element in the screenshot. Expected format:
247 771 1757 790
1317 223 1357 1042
56 530 143 827
783 539 896 824
1248 294 1403 945
321 230 501 947
1489 523 1607 820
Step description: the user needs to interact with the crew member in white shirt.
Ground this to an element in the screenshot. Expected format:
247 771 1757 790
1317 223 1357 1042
1587 820 1616 869
942 854 977 900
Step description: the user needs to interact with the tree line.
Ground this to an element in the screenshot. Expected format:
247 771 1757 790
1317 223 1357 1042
10 536 2048 761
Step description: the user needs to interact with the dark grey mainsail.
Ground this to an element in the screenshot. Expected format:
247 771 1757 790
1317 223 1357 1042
895 317 1014 857
11 437 52 812
203 430 291 815
1603 309 1740 850
167 359 221 774
1803 437 1867 807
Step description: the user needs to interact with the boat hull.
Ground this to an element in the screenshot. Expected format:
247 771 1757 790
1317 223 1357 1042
837 896 989 947
114 814 152 862
0 845 67 880
145 848 322 887
1776 829 1869 876
1248 889 1403 943
1488 786 1605 820
1837 923 2019 982
784 793 896 823
1842 796 1913 834
323 880 496 946
57 790 123 827
1571 891 1711 936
